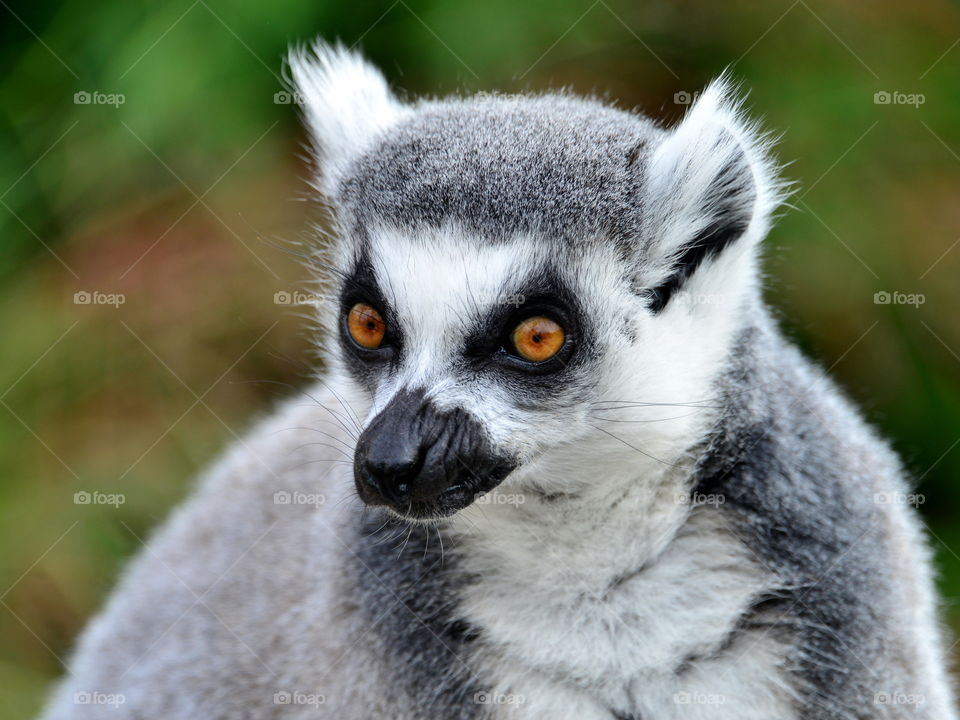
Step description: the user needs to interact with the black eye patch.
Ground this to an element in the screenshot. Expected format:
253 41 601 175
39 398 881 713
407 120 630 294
461 267 589 381
337 255 402 384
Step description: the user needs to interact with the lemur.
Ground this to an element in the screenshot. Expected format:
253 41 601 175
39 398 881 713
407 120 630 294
41 42 956 719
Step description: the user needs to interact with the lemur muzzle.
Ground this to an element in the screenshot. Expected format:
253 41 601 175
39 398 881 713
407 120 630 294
353 388 515 517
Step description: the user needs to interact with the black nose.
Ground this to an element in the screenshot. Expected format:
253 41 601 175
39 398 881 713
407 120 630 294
352 389 516 518
354 390 447 508
359 437 422 506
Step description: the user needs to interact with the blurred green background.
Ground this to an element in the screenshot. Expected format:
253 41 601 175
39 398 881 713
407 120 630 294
2 0 959 716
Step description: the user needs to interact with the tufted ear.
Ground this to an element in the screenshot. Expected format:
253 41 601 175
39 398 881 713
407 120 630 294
287 41 410 198
641 77 784 312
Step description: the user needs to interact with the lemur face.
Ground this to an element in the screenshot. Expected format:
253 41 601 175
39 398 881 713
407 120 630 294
290 45 782 520
334 227 628 519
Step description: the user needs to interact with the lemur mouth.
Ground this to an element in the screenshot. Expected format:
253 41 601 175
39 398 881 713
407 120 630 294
368 463 517 522
352 388 517 521
385 485 477 522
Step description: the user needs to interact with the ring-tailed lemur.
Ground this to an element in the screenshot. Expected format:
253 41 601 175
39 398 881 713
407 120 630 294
41 42 955 719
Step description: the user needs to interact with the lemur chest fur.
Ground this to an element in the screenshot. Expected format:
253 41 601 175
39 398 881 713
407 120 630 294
444 489 797 718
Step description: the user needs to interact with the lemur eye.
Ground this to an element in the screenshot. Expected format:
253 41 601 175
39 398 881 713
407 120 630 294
510 316 565 363
347 303 386 349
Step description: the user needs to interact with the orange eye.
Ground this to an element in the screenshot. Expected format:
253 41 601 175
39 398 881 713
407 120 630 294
347 303 386 349
510 316 565 363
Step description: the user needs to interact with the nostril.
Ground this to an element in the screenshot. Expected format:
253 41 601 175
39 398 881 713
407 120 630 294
358 465 383 495
363 457 421 505
393 481 411 504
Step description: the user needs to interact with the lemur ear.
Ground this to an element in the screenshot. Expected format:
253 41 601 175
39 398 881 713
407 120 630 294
640 78 783 312
287 41 410 198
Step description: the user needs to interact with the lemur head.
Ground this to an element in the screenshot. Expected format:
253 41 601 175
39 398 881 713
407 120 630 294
289 43 784 521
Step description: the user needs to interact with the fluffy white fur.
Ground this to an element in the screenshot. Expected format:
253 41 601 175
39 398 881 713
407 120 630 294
288 41 410 196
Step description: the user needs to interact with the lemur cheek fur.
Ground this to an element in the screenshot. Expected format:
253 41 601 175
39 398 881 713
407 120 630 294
39 41 957 720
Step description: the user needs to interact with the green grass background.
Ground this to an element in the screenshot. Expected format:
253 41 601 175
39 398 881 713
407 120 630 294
2 0 959 716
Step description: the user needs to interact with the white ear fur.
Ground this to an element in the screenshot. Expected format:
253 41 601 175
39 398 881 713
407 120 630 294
641 77 784 290
287 41 410 197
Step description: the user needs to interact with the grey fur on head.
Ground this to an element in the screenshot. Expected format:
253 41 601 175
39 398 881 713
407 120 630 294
39 40 955 720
